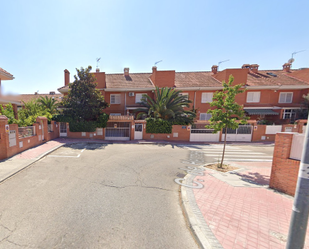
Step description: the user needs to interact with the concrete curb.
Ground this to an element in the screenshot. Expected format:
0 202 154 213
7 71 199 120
0 143 65 184
181 170 223 249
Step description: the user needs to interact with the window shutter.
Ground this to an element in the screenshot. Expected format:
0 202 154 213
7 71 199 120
286 93 293 103
279 93 285 103
200 113 212 120
202 93 213 103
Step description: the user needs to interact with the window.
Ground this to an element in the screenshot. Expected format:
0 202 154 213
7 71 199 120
279 92 293 103
282 109 296 120
201 93 213 103
110 94 121 104
179 93 189 99
200 113 212 120
110 113 121 116
135 93 147 103
246 92 260 103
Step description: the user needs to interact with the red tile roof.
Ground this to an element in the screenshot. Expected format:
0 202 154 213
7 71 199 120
246 70 309 86
175 71 222 88
18 93 63 103
106 73 153 89
0 67 13 77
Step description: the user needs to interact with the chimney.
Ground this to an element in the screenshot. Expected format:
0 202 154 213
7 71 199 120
152 66 157 73
49 91 55 95
283 63 291 73
211 65 218 74
124 68 129 76
250 64 259 73
242 64 251 69
64 69 70 86
34 92 37 95
96 68 100 73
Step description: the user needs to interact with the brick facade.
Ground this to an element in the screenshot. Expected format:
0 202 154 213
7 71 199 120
269 133 300 196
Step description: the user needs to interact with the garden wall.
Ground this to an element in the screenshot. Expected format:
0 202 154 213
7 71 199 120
143 125 190 141
0 116 60 160
269 133 301 196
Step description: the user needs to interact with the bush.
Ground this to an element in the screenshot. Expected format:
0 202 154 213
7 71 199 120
146 118 172 134
69 120 97 132
96 113 109 128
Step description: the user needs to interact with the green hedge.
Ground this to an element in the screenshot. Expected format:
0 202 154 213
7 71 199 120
146 118 172 134
69 121 97 132
52 113 109 132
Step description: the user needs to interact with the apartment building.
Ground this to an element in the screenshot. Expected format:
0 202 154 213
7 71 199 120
58 63 309 125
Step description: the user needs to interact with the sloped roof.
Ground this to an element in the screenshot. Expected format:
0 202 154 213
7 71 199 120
105 73 153 89
0 67 14 80
175 71 222 88
18 93 63 103
289 68 309 83
246 70 309 86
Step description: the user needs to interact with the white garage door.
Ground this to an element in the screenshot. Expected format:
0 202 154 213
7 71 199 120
190 125 219 142
221 125 253 142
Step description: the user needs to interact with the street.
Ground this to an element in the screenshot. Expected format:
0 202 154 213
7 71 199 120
0 143 274 248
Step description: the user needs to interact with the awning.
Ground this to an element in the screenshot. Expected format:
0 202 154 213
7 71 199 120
245 109 279 115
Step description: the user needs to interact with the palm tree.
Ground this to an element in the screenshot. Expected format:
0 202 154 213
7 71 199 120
136 87 196 124
37 96 59 114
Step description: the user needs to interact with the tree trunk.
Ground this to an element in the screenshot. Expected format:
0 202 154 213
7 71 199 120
220 127 227 168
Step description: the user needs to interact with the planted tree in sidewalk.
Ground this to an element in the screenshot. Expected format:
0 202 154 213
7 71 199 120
59 66 109 131
206 75 248 168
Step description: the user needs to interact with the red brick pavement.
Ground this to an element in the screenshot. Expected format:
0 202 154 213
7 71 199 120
193 166 309 249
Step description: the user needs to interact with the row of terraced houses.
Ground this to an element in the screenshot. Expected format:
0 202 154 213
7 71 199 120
56 63 309 142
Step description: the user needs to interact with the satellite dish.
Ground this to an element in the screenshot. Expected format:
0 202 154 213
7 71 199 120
288 58 295 64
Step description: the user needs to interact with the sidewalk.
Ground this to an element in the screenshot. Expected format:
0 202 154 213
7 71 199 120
182 161 309 249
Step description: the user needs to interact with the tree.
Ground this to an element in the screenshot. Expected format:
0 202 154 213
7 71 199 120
61 66 109 122
207 75 248 168
0 103 18 124
136 86 196 124
18 99 53 127
37 96 59 114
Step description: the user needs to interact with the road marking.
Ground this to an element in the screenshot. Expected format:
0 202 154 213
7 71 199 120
47 154 81 158
81 149 85 153
205 154 272 158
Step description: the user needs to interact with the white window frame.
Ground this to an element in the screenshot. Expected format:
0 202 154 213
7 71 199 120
201 92 213 103
200 113 212 121
279 92 293 103
135 93 147 103
246 92 261 103
282 109 296 119
110 94 121 104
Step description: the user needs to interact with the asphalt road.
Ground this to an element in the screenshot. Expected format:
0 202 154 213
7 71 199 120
0 143 200 249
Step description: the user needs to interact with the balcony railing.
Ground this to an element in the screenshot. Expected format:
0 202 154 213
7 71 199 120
109 115 134 120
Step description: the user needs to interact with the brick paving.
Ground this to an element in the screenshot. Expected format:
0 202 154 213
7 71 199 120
193 164 309 249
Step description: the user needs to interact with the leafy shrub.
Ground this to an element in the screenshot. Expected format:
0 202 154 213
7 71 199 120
146 118 172 134
69 121 97 132
96 113 109 128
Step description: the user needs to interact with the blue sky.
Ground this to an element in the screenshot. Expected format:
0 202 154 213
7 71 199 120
1 0 308 95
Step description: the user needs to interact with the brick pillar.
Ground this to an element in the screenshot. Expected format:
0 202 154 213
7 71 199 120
12 104 18 120
36 116 48 142
269 133 300 196
0 115 9 160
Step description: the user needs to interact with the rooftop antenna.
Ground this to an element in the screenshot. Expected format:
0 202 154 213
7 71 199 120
218 59 230 70
154 60 162 67
96 58 101 69
288 50 305 64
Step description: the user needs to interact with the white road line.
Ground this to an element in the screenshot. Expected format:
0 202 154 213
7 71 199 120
47 154 81 158
81 149 85 153
205 154 272 158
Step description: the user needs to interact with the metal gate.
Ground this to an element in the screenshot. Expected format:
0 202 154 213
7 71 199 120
190 124 219 142
105 122 130 140
9 130 17 147
221 125 253 142
59 122 67 137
